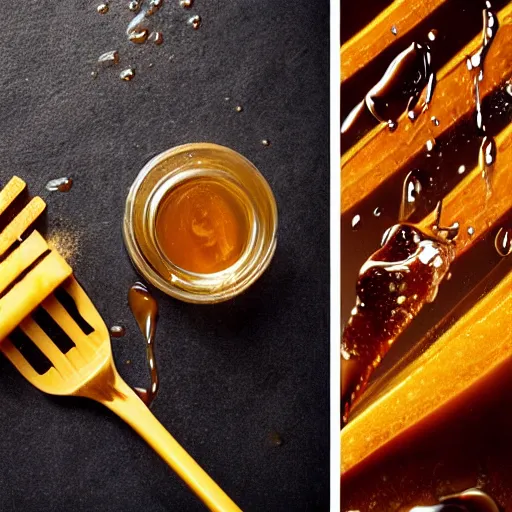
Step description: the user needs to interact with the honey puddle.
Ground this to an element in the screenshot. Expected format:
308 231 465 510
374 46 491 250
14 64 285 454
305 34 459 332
128 282 159 407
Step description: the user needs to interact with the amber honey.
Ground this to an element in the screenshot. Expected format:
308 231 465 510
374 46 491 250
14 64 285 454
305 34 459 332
155 178 249 274
124 143 277 303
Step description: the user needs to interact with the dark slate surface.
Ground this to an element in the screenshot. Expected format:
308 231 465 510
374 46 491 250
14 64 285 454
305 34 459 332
0 1 329 510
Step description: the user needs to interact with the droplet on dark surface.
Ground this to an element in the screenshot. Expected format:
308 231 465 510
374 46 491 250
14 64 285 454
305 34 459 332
120 68 135 81
269 432 284 447
427 29 437 42
351 214 361 230
91 71 98 79
457 165 466 175
235 105 243 113
129 29 149 43
180 0 193 7
148 31 164 45
98 50 120 66
110 325 126 338
45 177 73 193
373 207 382 217
261 139 270 147
495 227 512 257
188 14 201 29
128 0 141 12
97 3 109 14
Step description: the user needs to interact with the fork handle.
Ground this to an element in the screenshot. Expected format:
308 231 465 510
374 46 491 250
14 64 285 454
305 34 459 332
101 375 242 512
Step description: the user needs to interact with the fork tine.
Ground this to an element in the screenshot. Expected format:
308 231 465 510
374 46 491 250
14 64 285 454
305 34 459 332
63 278 108 341
42 296 97 360
19 318 77 379
1 338 61 393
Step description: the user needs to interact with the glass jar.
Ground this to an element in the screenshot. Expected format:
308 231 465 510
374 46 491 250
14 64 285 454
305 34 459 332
123 143 278 304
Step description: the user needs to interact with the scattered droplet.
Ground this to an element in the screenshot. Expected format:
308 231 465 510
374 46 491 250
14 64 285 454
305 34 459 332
387 120 397 132
129 0 141 12
399 169 423 221
478 136 496 198
180 0 193 7
425 138 436 152
188 14 201 29
269 432 284 447
467 226 475 237
261 139 270 147
373 207 382 217
120 68 136 81
110 325 126 338
351 214 361 230
148 62 154 68
91 71 98 79
457 165 466 174
98 50 120 66
148 31 164 45
427 29 437 41
431 116 440 126
126 359 132 364
97 3 109 14
495 227 512 256
506 83 512 96
45 177 73 193
391 25 397 36
235 105 243 113
129 29 149 43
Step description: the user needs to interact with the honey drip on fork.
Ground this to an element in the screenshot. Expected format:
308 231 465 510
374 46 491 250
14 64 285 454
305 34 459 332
128 282 159 407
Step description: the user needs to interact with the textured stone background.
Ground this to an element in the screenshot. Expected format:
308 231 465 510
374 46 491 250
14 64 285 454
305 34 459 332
0 1 329 510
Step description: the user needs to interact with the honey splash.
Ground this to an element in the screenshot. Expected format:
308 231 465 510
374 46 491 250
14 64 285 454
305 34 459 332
128 282 159 407
155 178 249 274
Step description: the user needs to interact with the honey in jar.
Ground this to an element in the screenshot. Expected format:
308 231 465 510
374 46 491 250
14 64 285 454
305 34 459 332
155 178 249 274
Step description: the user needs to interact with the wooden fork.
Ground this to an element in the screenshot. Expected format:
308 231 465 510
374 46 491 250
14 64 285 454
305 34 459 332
0 177 241 512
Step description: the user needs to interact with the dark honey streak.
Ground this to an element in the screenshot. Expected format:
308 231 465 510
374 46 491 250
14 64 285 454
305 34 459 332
128 282 159 407
341 224 454 423
340 0 510 152
341 40 435 146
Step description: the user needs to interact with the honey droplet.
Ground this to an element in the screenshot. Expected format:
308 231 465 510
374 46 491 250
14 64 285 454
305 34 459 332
373 207 382 217
188 14 201 29
91 71 98 79
120 68 135 81
129 29 149 44
148 31 164 45
97 3 109 14
467 226 475 237
180 0 193 7
269 432 284 447
431 116 440 126
128 0 141 12
427 29 437 41
261 139 270 146
495 227 512 257
98 50 120 66
110 325 126 338
351 214 361 230
235 105 243 113
45 177 73 193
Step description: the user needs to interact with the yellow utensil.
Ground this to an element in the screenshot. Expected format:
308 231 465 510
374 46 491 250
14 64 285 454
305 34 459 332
0 177 242 512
